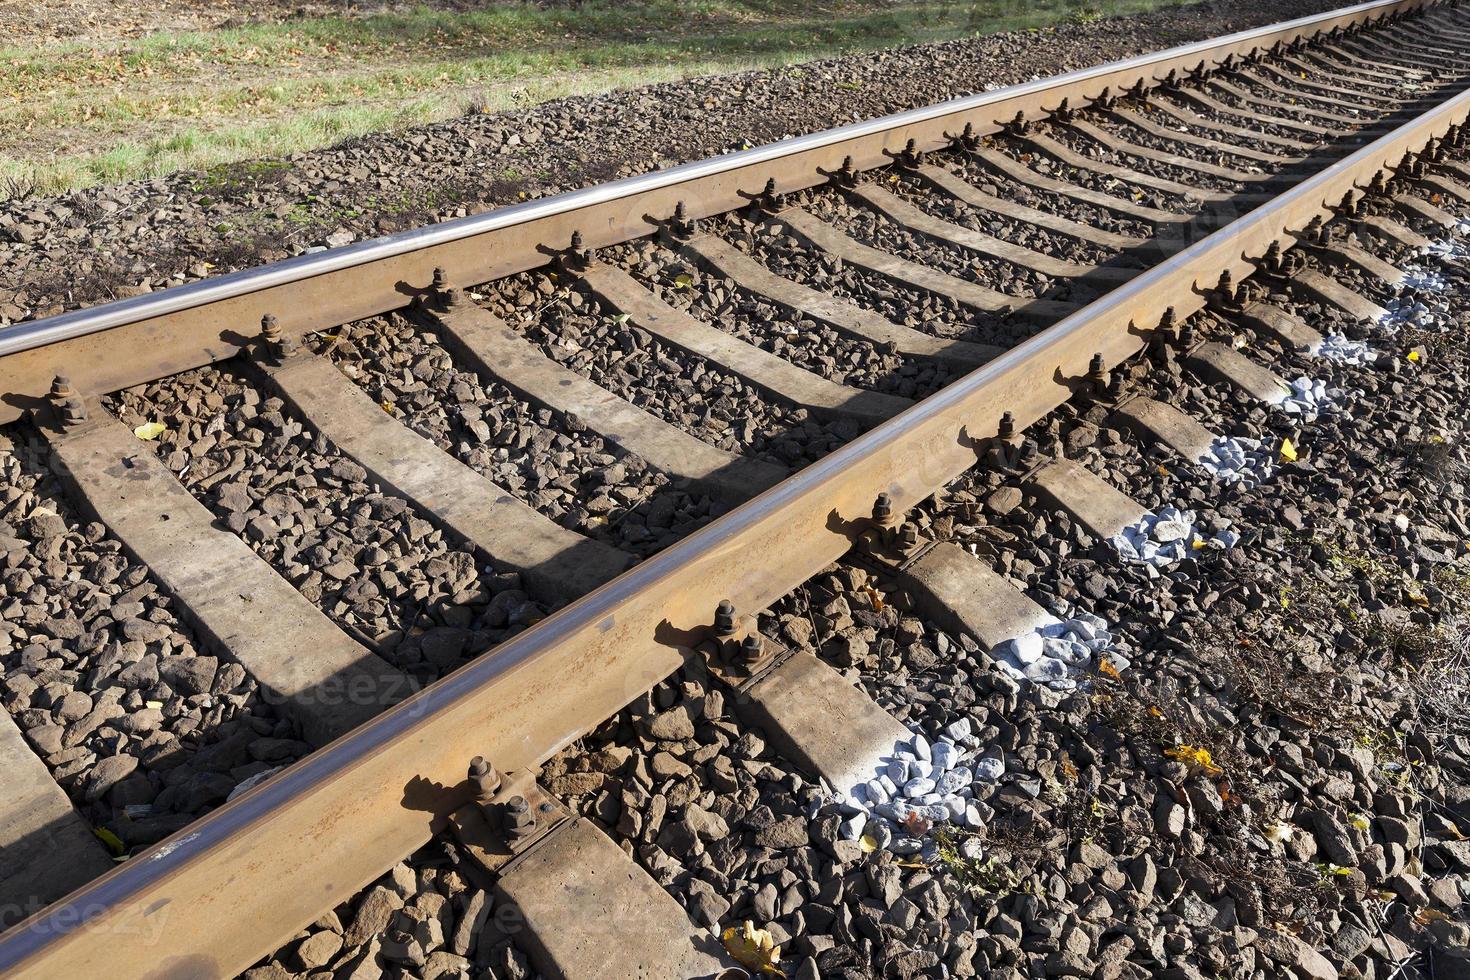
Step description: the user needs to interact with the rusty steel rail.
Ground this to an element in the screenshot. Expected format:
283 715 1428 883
4 35 1468 980
0 0 1442 428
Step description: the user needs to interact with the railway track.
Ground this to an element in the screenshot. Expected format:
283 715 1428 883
3 0 1470 975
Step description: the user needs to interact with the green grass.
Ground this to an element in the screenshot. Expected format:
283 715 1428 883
0 0 1193 196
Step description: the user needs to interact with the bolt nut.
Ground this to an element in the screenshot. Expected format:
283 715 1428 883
468 756 502 801
873 492 894 525
741 632 764 666
504 795 536 839
714 599 737 637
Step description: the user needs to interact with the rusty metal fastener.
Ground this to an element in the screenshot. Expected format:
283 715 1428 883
894 139 922 170
998 411 1015 439
1000 111 1028 136
872 492 896 528
830 156 858 188
467 756 502 802
1087 353 1109 395
51 376 86 428
752 178 784 216
431 267 466 310
669 201 697 240
260 314 298 361
562 231 591 273
950 122 982 154
714 599 738 639
1047 99 1074 124
504 795 536 841
740 633 764 666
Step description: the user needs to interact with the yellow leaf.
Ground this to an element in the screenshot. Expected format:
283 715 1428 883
673 272 695 289
1349 813 1371 831
1279 437 1298 462
1191 539 1207 550
1408 350 1421 362
1165 744 1223 776
860 833 878 853
1156 465 1169 475
133 422 166 440
1097 658 1122 680
722 921 785 976
94 827 126 856
1147 706 1164 719
379 401 396 415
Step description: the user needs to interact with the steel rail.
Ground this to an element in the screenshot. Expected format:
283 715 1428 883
4 40 1467 980
0 0 1442 425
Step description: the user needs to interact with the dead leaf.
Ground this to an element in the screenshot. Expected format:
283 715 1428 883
721 921 784 976
133 421 166 440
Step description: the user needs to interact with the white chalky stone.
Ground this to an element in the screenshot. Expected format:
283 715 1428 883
865 780 889 805
903 777 935 799
944 718 972 741
1025 658 1069 682
875 801 910 822
1040 637 1072 661
931 742 956 772
1153 519 1191 542
840 812 865 840
937 770 967 795
974 756 1004 781
1010 631 1044 665
964 803 986 829
885 761 907 784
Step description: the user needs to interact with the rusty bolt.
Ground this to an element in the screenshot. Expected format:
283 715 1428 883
714 599 738 638
59 397 87 428
1158 307 1176 337
741 633 764 666
1088 353 1108 394
897 522 921 554
261 313 297 360
954 122 981 153
897 139 921 169
998 411 1015 439
671 201 696 240
432 267 450 291
560 231 592 273
468 756 502 801
49 375 73 400
873 492 895 527
1215 270 1236 304
1018 436 1040 468
504 795 536 840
